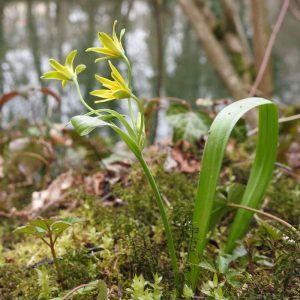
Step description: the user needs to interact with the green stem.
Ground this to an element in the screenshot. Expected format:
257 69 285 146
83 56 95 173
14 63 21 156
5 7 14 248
132 94 145 145
49 233 63 285
124 56 136 130
73 78 96 114
136 154 179 288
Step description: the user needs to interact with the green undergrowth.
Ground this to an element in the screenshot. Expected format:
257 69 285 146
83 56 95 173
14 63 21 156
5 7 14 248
0 155 299 299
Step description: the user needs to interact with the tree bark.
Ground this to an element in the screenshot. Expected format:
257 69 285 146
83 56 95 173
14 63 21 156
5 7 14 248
179 0 248 100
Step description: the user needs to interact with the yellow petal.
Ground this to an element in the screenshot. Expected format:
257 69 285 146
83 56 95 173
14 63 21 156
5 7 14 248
112 20 118 42
113 89 130 99
86 47 116 56
41 71 69 81
98 32 120 54
49 59 68 74
94 98 116 103
90 89 113 98
65 50 77 69
108 61 127 88
75 64 86 75
95 57 111 63
95 75 115 87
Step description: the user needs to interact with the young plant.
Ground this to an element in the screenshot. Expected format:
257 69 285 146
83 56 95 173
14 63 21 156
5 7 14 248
15 217 80 284
41 21 280 294
41 21 179 288
126 274 163 300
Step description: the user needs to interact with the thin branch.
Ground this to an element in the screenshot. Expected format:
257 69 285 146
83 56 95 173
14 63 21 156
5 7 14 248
228 203 299 236
40 237 51 247
247 113 300 136
249 0 290 97
290 0 300 21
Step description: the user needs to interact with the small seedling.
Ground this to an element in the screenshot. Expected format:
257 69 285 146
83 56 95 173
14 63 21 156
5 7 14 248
14 217 80 284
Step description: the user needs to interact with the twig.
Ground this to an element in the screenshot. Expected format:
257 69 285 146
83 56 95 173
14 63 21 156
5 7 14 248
62 283 98 300
249 0 290 97
227 203 299 236
247 113 300 136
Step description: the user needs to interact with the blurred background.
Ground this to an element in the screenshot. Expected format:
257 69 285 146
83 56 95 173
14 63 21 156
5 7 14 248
0 0 300 139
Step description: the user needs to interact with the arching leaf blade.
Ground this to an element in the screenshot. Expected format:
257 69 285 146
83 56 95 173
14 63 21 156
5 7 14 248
185 97 278 291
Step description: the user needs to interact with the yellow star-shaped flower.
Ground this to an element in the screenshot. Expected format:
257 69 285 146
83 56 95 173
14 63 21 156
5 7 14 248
90 61 131 103
41 50 86 88
86 20 125 62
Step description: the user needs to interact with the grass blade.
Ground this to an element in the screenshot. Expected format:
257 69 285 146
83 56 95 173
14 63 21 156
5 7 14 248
185 97 278 291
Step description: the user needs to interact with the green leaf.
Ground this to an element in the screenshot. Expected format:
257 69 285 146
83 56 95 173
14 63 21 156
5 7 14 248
186 97 278 291
217 255 231 274
227 183 246 204
31 219 54 231
14 224 46 237
258 220 283 241
70 115 110 136
198 261 216 273
97 280 108 300
14 225 38 235
51 221 71 236
209 192 227 230
61 216 80 224
166 104 211 144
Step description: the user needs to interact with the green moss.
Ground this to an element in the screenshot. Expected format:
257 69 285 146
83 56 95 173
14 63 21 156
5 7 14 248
0 155 299 298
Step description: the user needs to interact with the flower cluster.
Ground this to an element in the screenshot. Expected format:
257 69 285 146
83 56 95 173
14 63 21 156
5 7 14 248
42 21 130 103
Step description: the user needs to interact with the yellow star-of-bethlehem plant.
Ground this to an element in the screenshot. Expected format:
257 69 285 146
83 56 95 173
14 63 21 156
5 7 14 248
86 20 125 62
90 61 131 103
41 50 86 87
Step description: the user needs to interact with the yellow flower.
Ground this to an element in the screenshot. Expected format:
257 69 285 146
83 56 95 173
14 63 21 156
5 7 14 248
90 61 131 103
86 20 125 62
41 50 86 87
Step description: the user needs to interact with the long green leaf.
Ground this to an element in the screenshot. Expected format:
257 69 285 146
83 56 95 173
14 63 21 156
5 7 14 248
185 97 278 291
70 115 141 157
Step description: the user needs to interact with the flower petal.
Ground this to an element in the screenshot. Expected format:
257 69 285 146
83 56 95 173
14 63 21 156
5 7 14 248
65 50 77 69
41 71 69 81
98 32 119 54
75 64 86 75
94 98 116 103
95 75 115 87
86 47 116 56
62 80 67 88
90 89 113 98
113 89 130 99
95 57 111 63
108 61 127 87
49 59 68 73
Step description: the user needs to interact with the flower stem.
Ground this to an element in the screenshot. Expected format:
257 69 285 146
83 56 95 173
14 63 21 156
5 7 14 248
132 94 145 145
136 154 179 288
73 78 96 114
124 56 136 131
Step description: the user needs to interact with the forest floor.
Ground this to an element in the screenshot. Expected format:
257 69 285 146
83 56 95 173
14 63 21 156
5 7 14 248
0 123 299 299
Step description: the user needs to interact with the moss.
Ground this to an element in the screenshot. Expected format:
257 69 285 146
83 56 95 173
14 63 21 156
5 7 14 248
267 171 300 225
0 154 299 299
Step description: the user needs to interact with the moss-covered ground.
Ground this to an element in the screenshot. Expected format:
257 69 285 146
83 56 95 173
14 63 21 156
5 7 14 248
0 149 299 299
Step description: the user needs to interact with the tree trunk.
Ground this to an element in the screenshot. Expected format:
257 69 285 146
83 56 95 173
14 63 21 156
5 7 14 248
251 0 273 97
179 0 248 100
